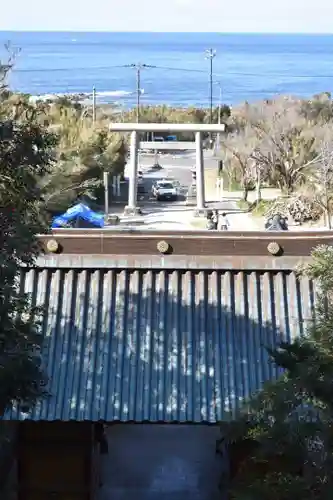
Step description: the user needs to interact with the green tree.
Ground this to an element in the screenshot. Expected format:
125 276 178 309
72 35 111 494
42 128 127 213
219 245 333 500
0 74 58 414
31 103 128 213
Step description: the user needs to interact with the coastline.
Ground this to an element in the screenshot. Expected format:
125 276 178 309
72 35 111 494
3 31 333 107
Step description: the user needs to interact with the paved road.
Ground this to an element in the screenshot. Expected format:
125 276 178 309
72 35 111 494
138 151 217 198
121 153 196 229
122 151 223 230
134 162 194 229
136 153 195 207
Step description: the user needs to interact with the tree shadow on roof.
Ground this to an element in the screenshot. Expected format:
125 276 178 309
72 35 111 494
9 267 315 422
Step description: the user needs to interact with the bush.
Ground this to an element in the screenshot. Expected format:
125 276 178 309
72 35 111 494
287 195 323 223
236 200 252 211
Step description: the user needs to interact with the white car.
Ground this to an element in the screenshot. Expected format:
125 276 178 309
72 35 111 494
152 180 178 201
164 177 181 188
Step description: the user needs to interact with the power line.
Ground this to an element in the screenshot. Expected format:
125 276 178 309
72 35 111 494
215 71 333 78
15 64 207 74
14 65 333 79
14 65 127 73
150 65 206 73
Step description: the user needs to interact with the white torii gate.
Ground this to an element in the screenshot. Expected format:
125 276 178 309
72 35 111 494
109 123 226 215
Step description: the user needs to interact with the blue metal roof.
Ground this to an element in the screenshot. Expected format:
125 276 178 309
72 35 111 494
6 266 315 422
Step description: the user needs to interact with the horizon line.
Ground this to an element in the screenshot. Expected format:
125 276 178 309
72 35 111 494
0 29 333 36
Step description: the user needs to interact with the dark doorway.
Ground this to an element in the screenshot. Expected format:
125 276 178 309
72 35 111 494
99 424 224 500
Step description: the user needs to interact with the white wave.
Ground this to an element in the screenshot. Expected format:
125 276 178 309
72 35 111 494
96 90 133 97
29 89 138 103
29 93 61 102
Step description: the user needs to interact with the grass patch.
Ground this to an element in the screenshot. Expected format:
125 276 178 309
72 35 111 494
251 199 274 217
216 173 244 192
236 200 252 211
236 199 275 217
224 177 243 192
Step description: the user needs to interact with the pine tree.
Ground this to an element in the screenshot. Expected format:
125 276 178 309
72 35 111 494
220 245 333 499
0 71 58 415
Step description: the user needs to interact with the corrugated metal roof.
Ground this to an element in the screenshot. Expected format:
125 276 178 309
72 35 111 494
7 267 316 423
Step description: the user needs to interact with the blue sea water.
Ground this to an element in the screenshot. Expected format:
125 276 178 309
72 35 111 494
1 31 333 107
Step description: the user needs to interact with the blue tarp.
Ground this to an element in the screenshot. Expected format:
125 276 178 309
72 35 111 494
51 203 105 228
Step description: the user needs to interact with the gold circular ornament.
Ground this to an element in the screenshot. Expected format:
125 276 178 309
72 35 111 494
157 240 170 254
46 239 59 253
267 241 280 255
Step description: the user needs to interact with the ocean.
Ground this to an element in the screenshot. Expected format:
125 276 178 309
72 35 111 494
1 31 333 108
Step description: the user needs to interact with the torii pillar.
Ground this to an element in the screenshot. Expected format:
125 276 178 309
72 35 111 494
124 131 141 216
195 131 206 215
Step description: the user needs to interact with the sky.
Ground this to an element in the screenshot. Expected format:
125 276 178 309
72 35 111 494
0 0 332 33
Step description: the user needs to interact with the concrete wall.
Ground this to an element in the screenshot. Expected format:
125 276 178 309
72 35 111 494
99 424 225 500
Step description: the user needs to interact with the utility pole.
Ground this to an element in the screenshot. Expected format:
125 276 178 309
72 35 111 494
136 66 141 123
124 63 156 123
205 49 216 125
